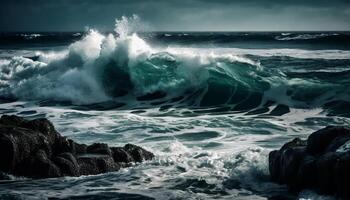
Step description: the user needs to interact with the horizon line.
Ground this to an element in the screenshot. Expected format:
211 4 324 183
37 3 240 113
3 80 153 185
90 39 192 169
1 30 350 33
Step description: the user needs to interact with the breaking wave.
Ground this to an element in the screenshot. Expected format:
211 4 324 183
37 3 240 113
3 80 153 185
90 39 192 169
0 16 349 116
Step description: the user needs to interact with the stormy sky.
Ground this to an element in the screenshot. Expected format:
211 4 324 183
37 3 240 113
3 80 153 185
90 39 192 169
1 0 350 31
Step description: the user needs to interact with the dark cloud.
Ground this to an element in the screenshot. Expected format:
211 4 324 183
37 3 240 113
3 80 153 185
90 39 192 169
0 0 349 31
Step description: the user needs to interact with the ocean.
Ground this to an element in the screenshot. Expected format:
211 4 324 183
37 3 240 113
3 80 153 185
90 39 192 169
0 18 349 200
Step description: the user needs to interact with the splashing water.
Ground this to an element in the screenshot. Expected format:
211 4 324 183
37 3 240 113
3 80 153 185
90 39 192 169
0 15 349 113
114 14 142 39
0 15 349 200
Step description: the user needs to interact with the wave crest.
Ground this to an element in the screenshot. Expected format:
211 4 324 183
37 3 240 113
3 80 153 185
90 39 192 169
0 16 349 115
0 16 263 105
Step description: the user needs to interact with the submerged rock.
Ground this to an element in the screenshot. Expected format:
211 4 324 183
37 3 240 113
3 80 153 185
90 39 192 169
0 115 154 179
269 126 350 199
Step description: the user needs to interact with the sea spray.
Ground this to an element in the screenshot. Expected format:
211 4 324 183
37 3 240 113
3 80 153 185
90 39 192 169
0 16 349 116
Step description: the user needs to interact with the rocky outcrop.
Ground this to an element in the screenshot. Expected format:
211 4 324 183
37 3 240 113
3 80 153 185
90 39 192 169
0 115 154 179
269 126 350 199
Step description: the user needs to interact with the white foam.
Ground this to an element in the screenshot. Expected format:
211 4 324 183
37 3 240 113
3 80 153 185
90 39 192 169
21 33 42 39
275 33 338 41
299 190 335 200
167 47 350 60
336 140 350 153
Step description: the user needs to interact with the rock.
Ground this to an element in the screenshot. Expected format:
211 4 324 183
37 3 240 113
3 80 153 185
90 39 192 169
268 150 281 182
124 144 154 162
87 143 112 156
334 153 350 198
0 171 10 180
0 125 52 174
77 154 119 175
307 126 350 155
269 138 306 184
0 115 154 179
269 126 350 199
75 143 87 154
0 134 15 173
0 115 59 145
59 152 79 167
111 147 134 163
53 154 79 176
280 146 306 191
296 155 317 189
315 152 339 194
53 137 76 155
30 150 62 178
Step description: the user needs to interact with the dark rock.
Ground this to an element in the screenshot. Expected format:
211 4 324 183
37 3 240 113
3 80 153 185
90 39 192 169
296 155 317 189
124 144 154 162
0 115 25 126
280 146 306 191
269 150 281 182
269 126 350 199
307 126 350 155
111 147 134 163
334 152 350 198
30 150 62 178
269 138 306 184
0 125 52 174
77 155 118 175
269 138 307 192
53 137 76 155
87 143 112 156
0 115 154 179
54 154 79 176
0 171 10 180
0 134 16 173
0 115 59 145
280 138 307 151
75 143 87 154
326 134 350 152
315 152 338 194
59 152 79 167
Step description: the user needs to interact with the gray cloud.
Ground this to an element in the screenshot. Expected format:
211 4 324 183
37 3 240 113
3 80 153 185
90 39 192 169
0 0 349 31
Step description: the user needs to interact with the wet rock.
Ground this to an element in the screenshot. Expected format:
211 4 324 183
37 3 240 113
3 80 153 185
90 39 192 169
30 150 62 178
124 143 154 162
59 152 79 167
296 155 317 189
269 126 350 199
87 143 112 156
54 154 79 176
0 134 16 173
53 137 76 155
307 126 350 155
0 115 154 179
75 143 87 154
315 152 338 194
0 171 9 180
269 138 306 184
334 153 350 198
111 147 134 163
78 155 119 175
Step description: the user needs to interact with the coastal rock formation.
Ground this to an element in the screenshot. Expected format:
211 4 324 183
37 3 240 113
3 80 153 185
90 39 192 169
269 126 350 199
0 115 154 179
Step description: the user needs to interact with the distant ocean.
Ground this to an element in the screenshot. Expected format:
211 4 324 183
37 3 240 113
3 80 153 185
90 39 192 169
0 17 349 199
